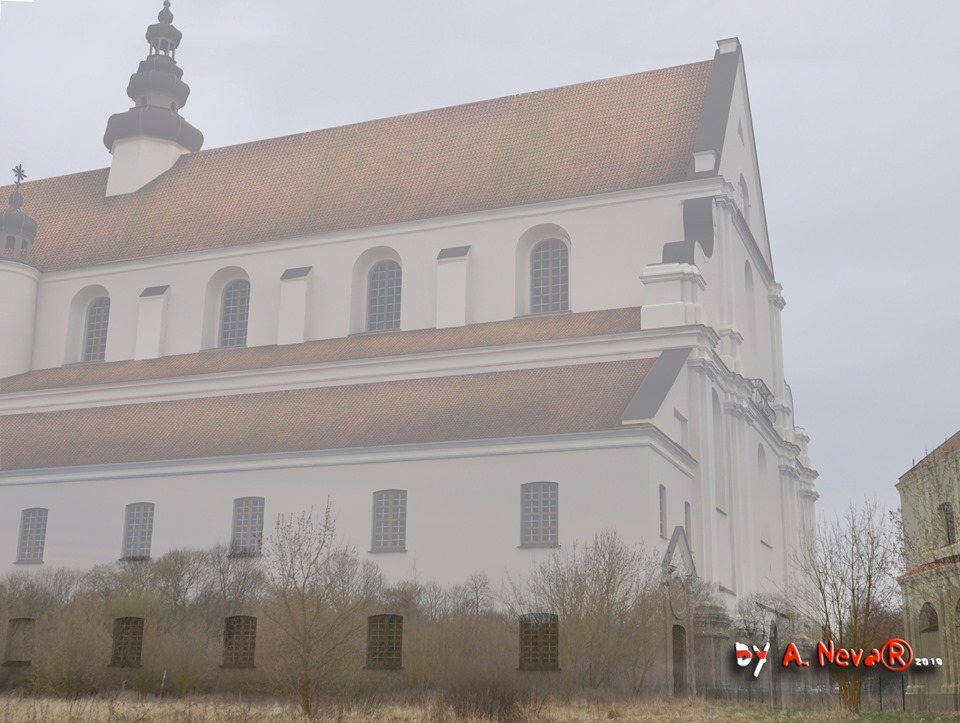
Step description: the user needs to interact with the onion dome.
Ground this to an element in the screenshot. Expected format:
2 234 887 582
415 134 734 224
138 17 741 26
103 0 203 153
1 165 37 264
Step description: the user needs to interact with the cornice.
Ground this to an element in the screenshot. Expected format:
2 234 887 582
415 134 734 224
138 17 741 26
0 327 713 414
0 425 694 487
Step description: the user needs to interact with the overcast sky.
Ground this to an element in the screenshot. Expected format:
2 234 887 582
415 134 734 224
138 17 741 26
1 0 957 522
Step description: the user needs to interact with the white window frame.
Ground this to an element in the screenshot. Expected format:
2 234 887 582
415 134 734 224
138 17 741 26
230 497 265 557
520 482 559 548
16 508 48 565
121 502 155 560
371 489 407 552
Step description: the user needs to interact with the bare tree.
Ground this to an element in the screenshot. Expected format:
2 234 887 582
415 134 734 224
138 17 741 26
509 530 665 691
262 501 371 716
790 498 901 712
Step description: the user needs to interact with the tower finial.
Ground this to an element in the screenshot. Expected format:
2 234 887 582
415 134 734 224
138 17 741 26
158 0 173 25
12 164 26 187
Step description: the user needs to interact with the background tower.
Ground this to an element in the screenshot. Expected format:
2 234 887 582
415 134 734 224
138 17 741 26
103 0 203 196
0 165 39 379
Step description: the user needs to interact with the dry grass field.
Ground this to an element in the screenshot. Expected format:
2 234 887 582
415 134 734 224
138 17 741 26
1 696 960 723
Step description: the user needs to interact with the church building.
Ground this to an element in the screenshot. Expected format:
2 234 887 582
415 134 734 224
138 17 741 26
0 2 817 613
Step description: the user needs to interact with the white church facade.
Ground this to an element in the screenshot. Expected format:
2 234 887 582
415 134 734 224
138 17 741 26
0 4 817 607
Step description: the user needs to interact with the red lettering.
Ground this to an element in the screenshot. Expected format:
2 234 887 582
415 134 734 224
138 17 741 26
835 648 850 667
781 642 805 667
817 640 835 666
850 649 864 666
881 638 913 673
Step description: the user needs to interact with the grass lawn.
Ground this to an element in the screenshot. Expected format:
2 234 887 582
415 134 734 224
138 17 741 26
1 695 960 722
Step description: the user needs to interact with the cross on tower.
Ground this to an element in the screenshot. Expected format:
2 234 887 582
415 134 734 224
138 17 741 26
12 165 26 187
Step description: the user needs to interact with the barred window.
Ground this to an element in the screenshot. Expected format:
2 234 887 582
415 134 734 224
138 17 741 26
82 297 111 362
518 613 559 671
372 490 407 552
530 239 568 313
367 260 402 331
222 615 257 668
16 508 48 564
121 503 155 560
3 618 35 667
231 497 264 557
365 614 403 670
110 617 144 668
520 482 558 548
219 279 250 348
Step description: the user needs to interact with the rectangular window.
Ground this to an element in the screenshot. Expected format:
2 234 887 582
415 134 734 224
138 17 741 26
121 502 155 560
684 501 691 547
222 615 257 669
16 508 48 564
520 482 559 548
372 490 407 552
231 497 265 557
518 613 559 671
365 614 403 670
110 617 144 668
3 618 35 667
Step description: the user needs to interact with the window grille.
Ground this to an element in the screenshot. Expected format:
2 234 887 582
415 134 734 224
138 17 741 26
121 503 155 560
372 490 407 552
222 615 257 668
920 602 939 633
518 613 559 671
520 482 558 548
82 297 111 362
110 617 144 668
230 497 265 557
219 279 250 348
367 261 402 331
16 508 47 564
365 614 403 670
530 239 568 313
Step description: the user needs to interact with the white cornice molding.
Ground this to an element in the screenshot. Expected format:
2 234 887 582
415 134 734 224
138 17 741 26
0 326 717 414
39 178 728 282
0 426 695 487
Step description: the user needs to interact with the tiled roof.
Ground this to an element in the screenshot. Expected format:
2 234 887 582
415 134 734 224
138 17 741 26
902 553 960 578
0 359 656 471
0 307 643 393
901 430 960 479
3 61 713 272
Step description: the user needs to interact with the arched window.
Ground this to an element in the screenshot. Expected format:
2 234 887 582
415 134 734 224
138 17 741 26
82 297 111 362
367 260 402 331
744 261 756 340
920 602 939 633
530 239 569 313
940 503 957 546
219 279 250 348
954 598 960 628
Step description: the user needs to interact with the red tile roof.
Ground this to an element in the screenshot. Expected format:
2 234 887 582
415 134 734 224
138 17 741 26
901 430 960 479
0 307 643 394
0 359 656 470
4 61 713 272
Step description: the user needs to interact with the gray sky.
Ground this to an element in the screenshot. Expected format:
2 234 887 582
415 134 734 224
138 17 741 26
1 0 957 522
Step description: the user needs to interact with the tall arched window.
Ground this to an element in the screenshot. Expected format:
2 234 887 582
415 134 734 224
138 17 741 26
940 503 957 546
82 297 111 362
739 174 750 224
367 260 402 331
219 279 250 348
530 239 568 313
